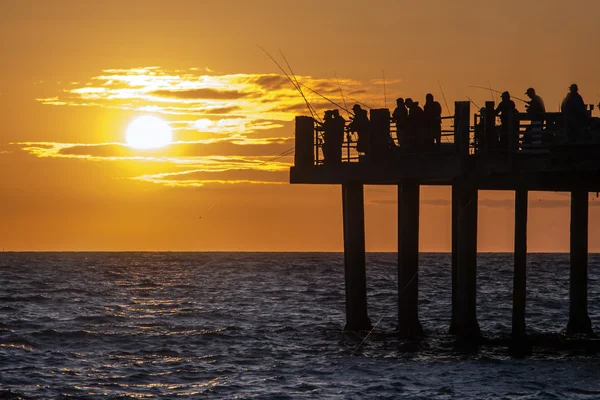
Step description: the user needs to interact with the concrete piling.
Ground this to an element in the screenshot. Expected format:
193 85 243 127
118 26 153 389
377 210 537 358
397 181 424 338
342 182 371 331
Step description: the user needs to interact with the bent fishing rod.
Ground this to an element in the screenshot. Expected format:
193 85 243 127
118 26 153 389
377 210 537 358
468 85 528 103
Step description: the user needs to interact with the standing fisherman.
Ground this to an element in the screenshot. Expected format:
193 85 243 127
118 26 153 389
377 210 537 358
495 91 518 149
349 104 370 155
424 93 442 150
405 98 425 152
525 88 545 144
561 84 588 142
392 98 408 149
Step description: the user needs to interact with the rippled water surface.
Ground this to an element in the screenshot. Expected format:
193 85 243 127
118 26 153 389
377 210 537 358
1 252 600 399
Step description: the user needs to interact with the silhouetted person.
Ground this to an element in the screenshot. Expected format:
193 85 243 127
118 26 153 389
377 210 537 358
424 93 442 149
525 88 545 144
322 110 346 164
349 104 370 154
495 91 517 127
392 98 408 148
525 87 545 114
495 91 518 149
405 98 425 152
561 83 588 142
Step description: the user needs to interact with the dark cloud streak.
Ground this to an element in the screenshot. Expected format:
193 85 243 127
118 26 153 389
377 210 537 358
55 139 295 158
150 88 252 100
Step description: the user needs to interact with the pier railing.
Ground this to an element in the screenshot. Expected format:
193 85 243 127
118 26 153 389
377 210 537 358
293 102 600 169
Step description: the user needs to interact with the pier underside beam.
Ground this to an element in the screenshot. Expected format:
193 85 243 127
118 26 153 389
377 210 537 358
454 179 480 340
342 182 371 331
397 181 424 338
510 188 529 356
567 190 593 334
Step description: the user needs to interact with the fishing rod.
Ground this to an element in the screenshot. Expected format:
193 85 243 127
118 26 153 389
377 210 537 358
335 72 350 120
279 49 316 119
345 95 372 110
299 82 353 116
466 96 480 110
488 80 496 103
468 85 528 103
437 79 451 117
258 45 321 123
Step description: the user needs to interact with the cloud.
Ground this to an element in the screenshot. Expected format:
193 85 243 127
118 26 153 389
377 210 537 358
370 78 403 85
36 67 393 128
133 168 288 187
150 88 251 100
250 75 290 90
27 67 402 188
51 139 294 158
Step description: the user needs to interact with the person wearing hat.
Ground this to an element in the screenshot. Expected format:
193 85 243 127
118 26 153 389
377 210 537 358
424 93 442 150
348 104 370 154
392 98 408 148
495 91 517 128
404 98 425 152
524 88 545 145
494 91 518 149
525 87 545 114
561 83 588 142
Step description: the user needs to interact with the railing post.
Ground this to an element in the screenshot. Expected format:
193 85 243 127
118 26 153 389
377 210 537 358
454 101 470 172
508 111 518 167
294 116 315 168
483 101 495 155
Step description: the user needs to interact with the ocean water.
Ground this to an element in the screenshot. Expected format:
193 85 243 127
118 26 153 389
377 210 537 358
1 252 600 399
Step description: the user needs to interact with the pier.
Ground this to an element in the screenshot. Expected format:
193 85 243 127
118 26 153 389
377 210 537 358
290 101 599 352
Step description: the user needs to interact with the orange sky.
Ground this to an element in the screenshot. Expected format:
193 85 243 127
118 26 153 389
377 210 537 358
1 0 600 251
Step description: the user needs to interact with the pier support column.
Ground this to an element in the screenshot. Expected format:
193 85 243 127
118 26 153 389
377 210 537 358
397 181 424 338
342 182 371 331
567 190 593 334
510 188 530 356
454 179 480 341
448 184 459 334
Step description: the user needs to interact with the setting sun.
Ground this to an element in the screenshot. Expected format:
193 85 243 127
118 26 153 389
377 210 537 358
126 116 173 149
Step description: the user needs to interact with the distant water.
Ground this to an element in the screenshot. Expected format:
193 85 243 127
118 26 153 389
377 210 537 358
1 252 600 399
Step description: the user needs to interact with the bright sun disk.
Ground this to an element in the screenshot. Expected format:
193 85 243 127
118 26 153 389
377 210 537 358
126 116 173 149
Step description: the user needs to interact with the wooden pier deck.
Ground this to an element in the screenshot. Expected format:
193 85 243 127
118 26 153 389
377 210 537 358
289 101 600 355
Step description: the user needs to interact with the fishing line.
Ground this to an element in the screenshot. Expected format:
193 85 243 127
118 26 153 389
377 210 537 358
488 81 496 103
437 79 451 117
259 147 296 165
466 96 480 110
468 85 527 103
335 72 350 120
351 269 419 356
299 82 352 115
279 49 321 121
345 95 372 110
